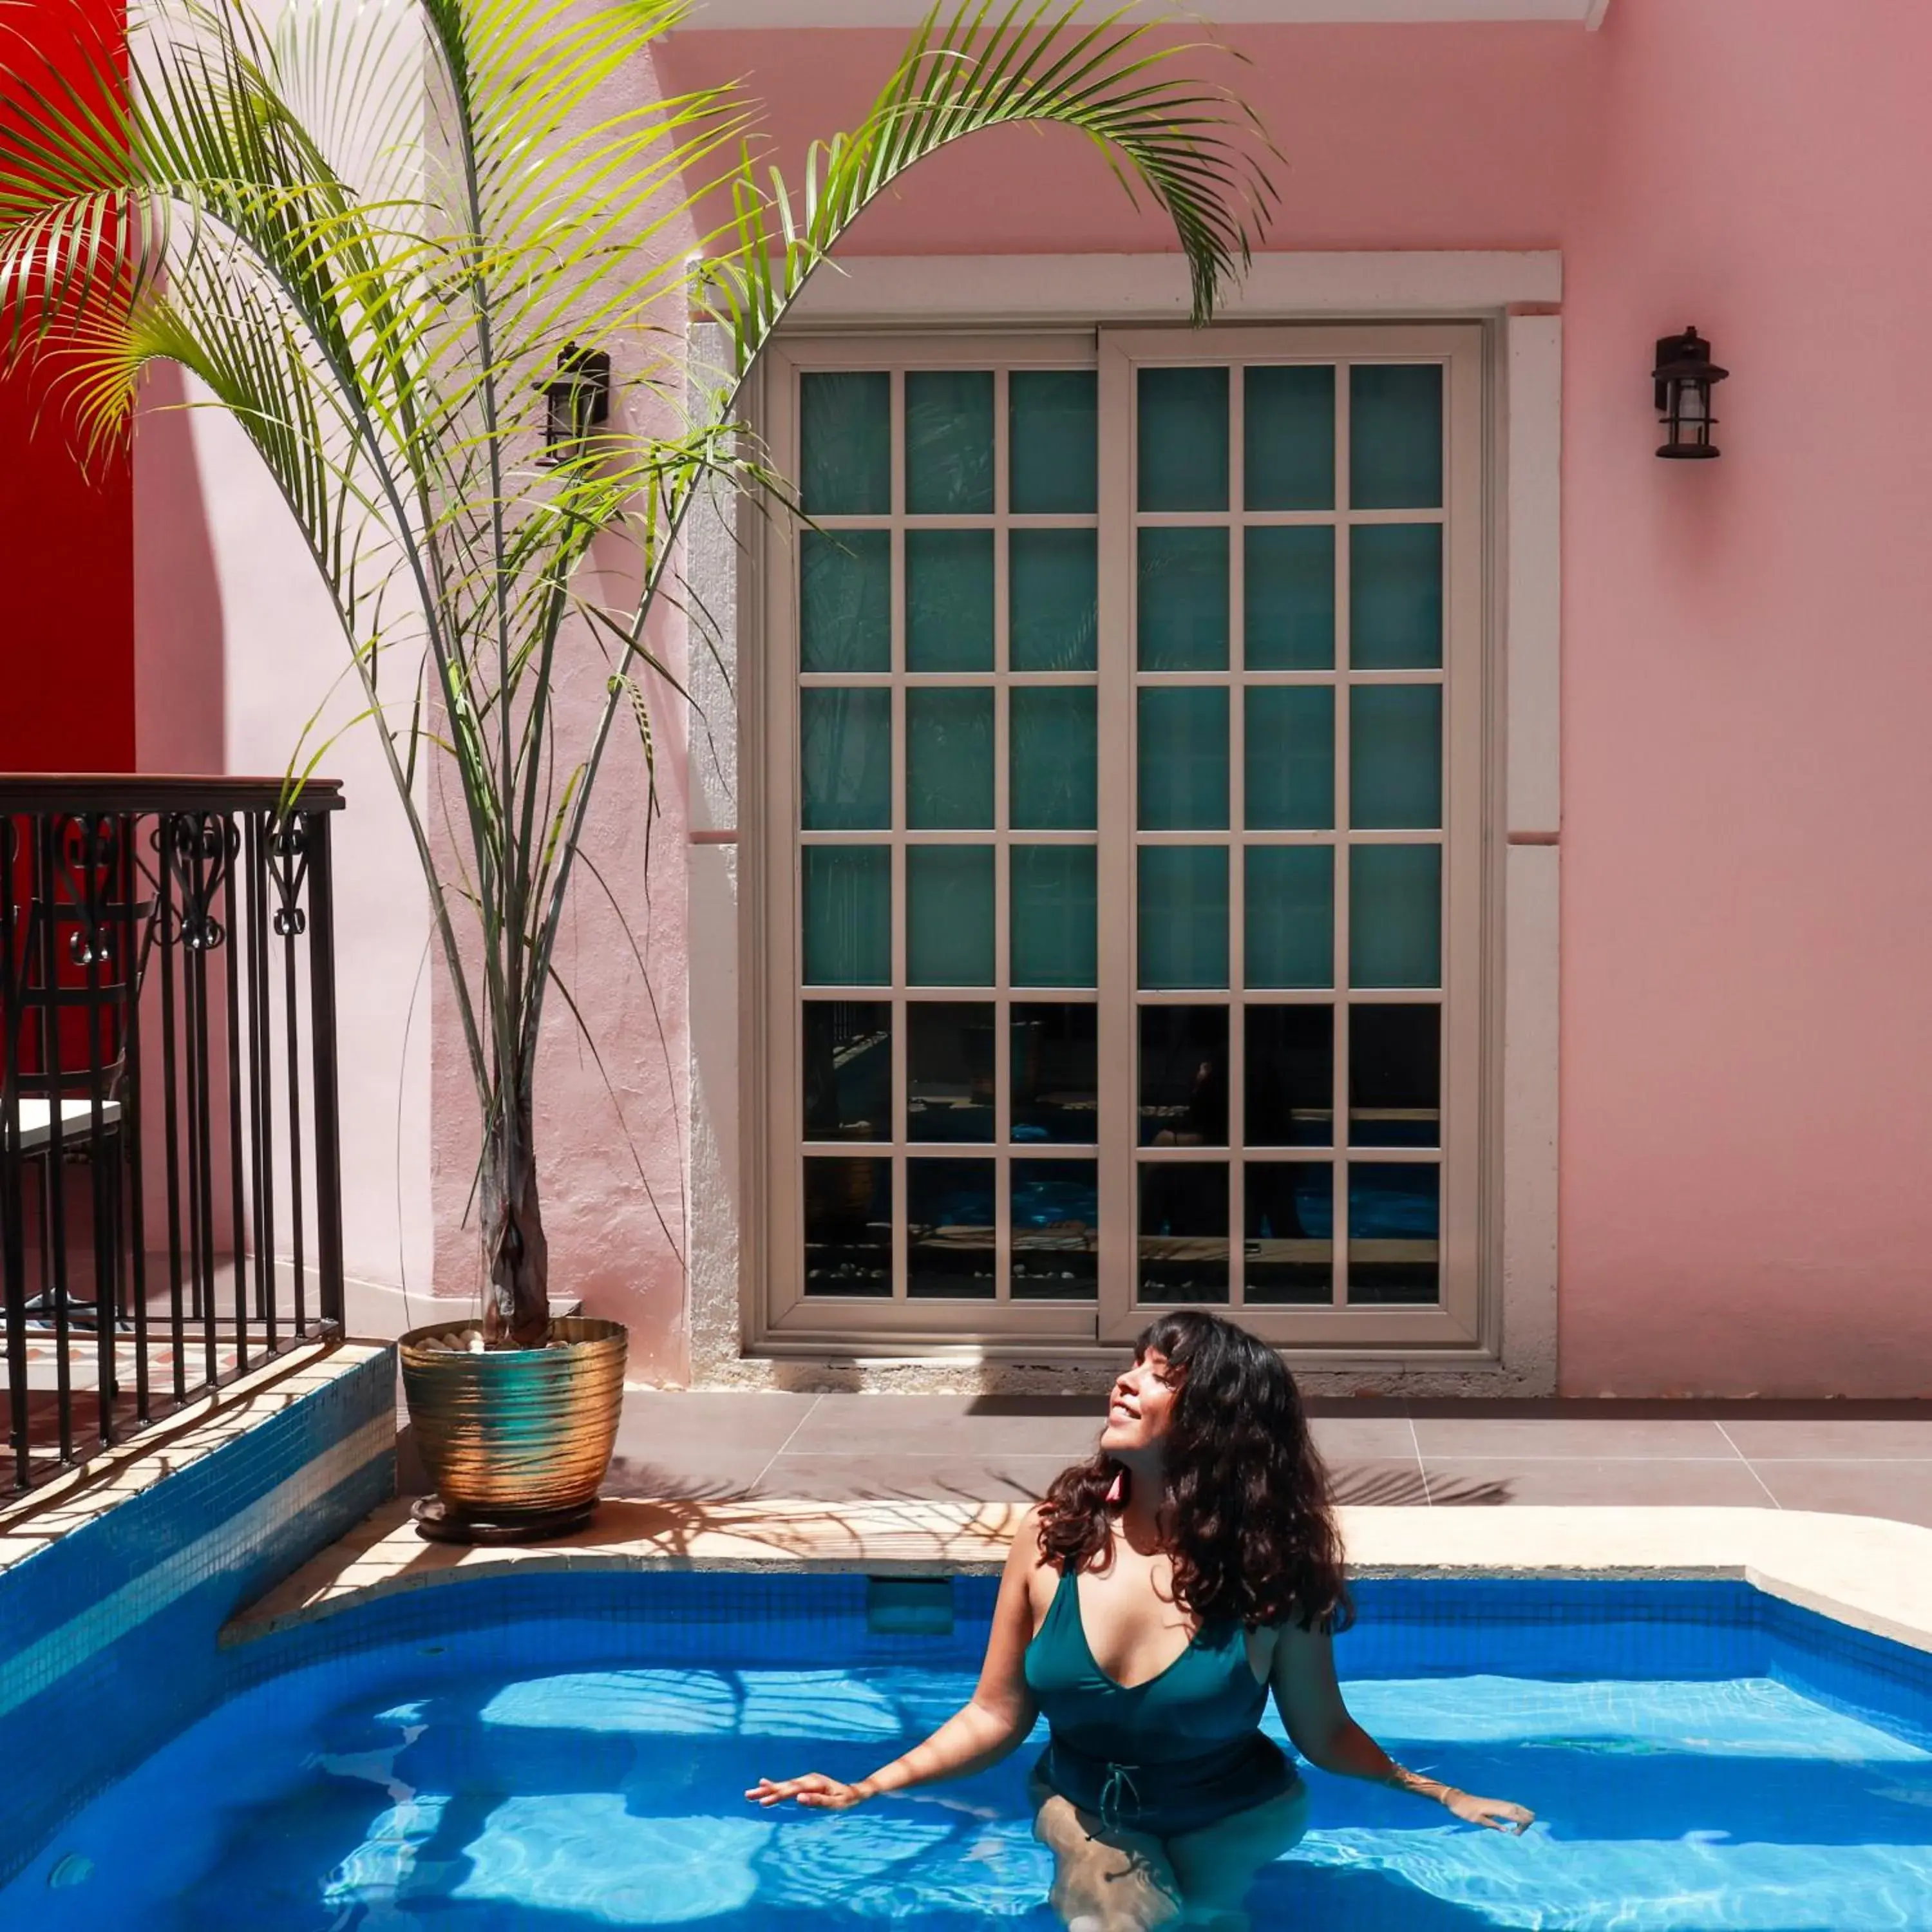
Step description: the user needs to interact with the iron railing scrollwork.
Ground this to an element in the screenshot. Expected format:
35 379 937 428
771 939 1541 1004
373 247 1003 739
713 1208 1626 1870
0 778 346 1495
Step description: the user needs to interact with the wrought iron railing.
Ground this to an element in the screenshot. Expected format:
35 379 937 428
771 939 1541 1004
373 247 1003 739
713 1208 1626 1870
0 777 345 1494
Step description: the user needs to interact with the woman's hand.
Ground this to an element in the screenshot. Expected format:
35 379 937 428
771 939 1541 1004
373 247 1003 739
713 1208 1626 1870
745 1773 871 1811
1444 1789 1535 1834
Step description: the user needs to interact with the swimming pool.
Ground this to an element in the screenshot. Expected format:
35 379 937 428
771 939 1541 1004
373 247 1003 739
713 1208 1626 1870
6 1573 1932 1929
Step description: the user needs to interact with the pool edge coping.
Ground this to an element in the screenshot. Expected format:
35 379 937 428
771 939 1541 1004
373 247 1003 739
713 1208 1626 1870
222 1501 1932 1660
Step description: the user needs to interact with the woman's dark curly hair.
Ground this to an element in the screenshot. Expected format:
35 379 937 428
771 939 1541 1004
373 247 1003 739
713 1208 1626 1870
1037 1311 1352 1634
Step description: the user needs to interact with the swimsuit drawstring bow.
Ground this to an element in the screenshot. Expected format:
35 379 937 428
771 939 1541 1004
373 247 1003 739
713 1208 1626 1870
1097 1761 1142 1832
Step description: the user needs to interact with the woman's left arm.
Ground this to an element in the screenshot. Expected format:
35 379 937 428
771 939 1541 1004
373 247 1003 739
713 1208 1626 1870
1269 1622 1535 1835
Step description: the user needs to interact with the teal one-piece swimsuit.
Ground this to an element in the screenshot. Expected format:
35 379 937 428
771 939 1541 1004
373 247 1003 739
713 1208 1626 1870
1023 1566 1301 1837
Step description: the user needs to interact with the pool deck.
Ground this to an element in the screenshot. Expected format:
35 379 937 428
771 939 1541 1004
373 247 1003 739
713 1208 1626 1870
220 1385 1932 1654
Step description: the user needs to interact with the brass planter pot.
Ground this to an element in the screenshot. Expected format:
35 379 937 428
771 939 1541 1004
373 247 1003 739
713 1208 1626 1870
399 1316 627 1539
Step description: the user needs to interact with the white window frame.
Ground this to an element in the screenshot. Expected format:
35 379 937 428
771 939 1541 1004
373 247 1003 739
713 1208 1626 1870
687 252 1561 1390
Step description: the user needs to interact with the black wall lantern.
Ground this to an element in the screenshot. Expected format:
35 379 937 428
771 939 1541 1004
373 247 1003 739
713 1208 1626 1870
1652 326 1727 459
540 341 611 465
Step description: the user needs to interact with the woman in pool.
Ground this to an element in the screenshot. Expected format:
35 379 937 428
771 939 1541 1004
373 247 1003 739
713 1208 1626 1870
748 1309 1533 1930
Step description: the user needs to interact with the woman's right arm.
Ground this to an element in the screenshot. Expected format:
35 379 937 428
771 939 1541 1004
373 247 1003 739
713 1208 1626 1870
746 1505 1046 1812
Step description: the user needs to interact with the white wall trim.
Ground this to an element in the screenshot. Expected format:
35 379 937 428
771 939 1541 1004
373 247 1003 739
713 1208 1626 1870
788 251 1562 328
685 256 1562 1394
680 2 1607 26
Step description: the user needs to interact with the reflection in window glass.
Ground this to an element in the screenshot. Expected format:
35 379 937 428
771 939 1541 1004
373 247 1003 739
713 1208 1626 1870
1137 1163 1229 1303
1347 1162 1439 1303
1012 1159 1099 1300
907 1159 996 1298
803 1001 890 1142
1139 1006 1229 1148
1245 1005 1333 1148
907 1002 996 1144
803 1157 891 1296
1011 1004 1098 1146
1245 1163 1333 1303
1349 1005 1441 1149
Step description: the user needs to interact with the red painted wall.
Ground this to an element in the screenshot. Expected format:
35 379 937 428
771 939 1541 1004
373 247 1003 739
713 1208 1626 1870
0 0 133 772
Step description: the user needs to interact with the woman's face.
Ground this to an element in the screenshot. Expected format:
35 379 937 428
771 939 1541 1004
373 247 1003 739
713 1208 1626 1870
1099 1347 1181 1457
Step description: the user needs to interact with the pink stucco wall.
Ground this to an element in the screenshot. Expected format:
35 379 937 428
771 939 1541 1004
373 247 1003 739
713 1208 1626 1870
652 0 1932 1394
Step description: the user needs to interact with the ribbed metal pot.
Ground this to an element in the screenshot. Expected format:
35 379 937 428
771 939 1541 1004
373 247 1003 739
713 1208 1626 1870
399 1316 627 1522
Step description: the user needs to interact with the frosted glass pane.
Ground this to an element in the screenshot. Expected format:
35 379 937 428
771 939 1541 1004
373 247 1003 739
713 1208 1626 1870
1011 688 1097 829
1245 1163 1333 1304
1138 527 1229 672
1010 529 1098 672
1010 370 1097 514
802 1156 890 1296
908 844 994 985
1350 685 1442 829
906 370 993 515
1011 1003 1098 1144
802 846 889 987
803 1001 891 1142
1245 365 1334 511
1245 1004 1333 1147
800 371 889 516
907 529 994 672
1245 846 1333 990
1350 524 1442 670
1010 846 1097 989
1012 1158 1099 1299
1245 526 1334 672
1138 846 1229 990
1245 686 1334 831
1139 366 1228 511
800 531 890 673
1349 844 1441 989
1347 1162 1439 1303
907 687 994 829
907 1158 996 1298
1349 1004 1440 1149
1138 688 1229 831
907 1001 996 1143
1137 1163 1229 1303
800 688 890 830
1350 365 1442 509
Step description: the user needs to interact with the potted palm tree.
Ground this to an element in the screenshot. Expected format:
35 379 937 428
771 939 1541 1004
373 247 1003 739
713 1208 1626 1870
0 0 1269 1536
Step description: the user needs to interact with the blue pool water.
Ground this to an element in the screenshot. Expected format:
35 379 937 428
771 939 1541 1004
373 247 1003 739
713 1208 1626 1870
6 1576 1932 1929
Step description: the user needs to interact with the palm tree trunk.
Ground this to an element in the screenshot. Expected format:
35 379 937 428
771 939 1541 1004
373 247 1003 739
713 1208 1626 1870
481 1094 552 1348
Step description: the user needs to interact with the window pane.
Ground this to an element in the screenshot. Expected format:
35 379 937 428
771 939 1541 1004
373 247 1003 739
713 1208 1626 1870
803 846 889 986
907 1158 996 1298
906 370 994 514
1245 1163 1333 1304
800 531 890 674
1012 1003 1098 1144
1138 527 1229 672
1245 686 1334 831
1349 1004 1440 1149
1349 845 1441 989
1011 688 1097 829
1139 1005 1229 1147
801 371 889 516
908 845 994 985
1010 529 1098 672
801 688 890 830
1010 370 1097 514
1350 524 1442 670
1012 1159 1099 1299
803 1000 891 1141
907 1001 996 1143
1138 846 1229 990
1245 526 1335 672
1139 687 1229 831
1245 365 1334 511
1138 366 1228 511
1137 1163 1229 1303
1245 1005 1333 1148
1011 846 1097 988
907 529 994 672
1347 1162 1439 1303
1350 364 1443 509
907 687 994 829
1350 685 1442 829
1245 846 1332 990
803 1155 891 1296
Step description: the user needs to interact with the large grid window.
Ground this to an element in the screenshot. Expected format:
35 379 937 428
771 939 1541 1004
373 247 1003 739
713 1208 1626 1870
760 327 1484 1349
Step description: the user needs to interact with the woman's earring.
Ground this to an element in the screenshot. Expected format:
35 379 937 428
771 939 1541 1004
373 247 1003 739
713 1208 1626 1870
1104 1467 1126 1506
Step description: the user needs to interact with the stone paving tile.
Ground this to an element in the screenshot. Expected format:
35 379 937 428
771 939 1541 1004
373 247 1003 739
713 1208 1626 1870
1751 1462 1932 1526
757 1452 1074 1504
1307 1417 1420 1461
1410 1417 1737 1460
1722 1419 1932 1461
784 1395 1103 1459
1421 1457 1774 1508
